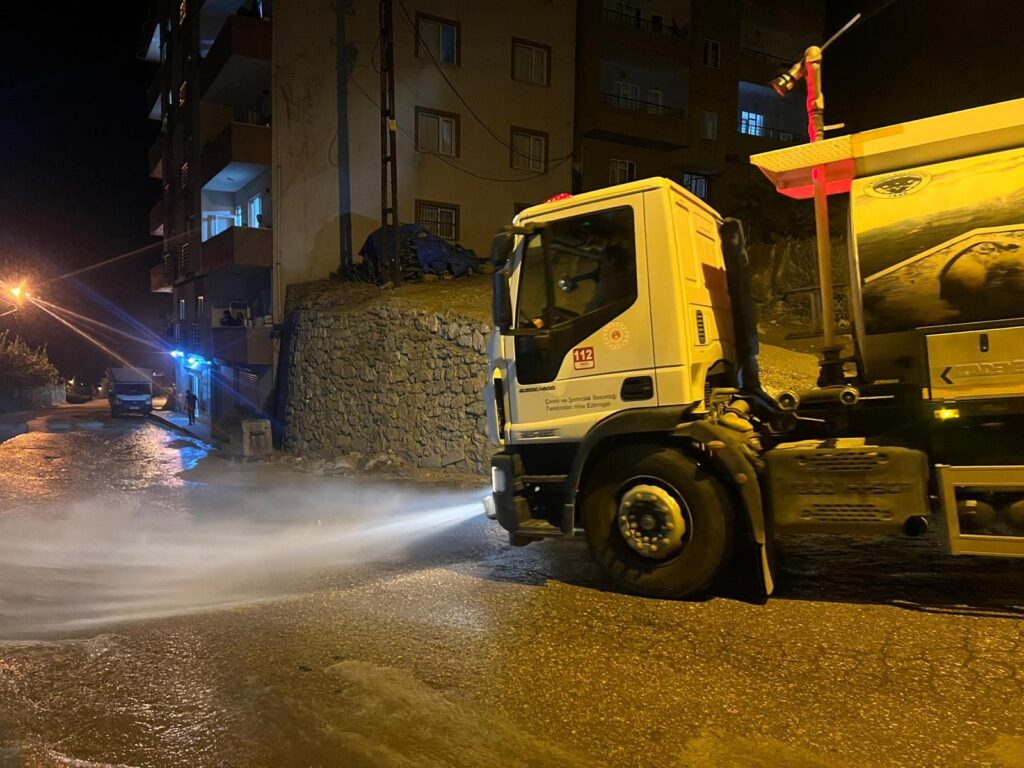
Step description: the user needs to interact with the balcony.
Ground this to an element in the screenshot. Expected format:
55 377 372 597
601 8 689 39
600 92 686 119
736 120 807 144
150 263 173 293
146 68 163 121
201 122 271 190
201 226 272 273
739 46 794 68
209 325 273 366
149 199 164 237
148 135 163 179
201 15 271 107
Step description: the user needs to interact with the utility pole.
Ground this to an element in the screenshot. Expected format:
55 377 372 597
379 0 400 286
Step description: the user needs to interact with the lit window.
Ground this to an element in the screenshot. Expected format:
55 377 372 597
609 159 637 186
512 40 549 85
234 205 244 227
248 194 263 227
178 81 188 108
178 299 186 320
416 108 458 156
416 14 459 65
511 129 547 172
683 173 709 200
416 201 458 241
196 295 205 319
646 89 664 115
180 162 190 190
179 0 187 25
703 39 721 68
740 110 765 136
699 110 718 140
616 81 641 110
180 242 191 272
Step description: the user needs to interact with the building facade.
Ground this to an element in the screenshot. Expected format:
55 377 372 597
574 0 823 217
142 0 275 424
272 0 576 316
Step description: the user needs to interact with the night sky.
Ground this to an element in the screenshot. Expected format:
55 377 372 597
0 1 1020 385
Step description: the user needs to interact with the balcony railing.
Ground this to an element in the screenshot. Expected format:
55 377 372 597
737 121 806 143
602 8 688 39
150 263 172 293
201 122 271 188
739 47 793 68
601 92 686 119
149 199 164 237
201 15 271 96
201 226 272 273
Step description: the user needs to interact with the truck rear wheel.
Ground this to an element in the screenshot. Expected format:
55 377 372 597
580 444 734 599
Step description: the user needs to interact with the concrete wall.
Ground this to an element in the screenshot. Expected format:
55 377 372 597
272 0 343 319
282 282 491 475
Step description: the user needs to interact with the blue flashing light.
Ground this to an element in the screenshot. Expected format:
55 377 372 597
170 349 185 359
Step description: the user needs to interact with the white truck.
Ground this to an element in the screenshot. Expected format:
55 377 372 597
106 367 154 417
484 97 1024 598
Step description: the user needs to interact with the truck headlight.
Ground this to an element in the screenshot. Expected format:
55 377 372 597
491 466 507 494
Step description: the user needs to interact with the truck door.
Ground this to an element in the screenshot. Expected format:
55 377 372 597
507 196 656 442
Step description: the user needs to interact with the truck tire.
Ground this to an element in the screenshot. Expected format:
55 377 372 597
581 444 734 599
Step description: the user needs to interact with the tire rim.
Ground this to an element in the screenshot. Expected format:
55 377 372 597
616 481 688 560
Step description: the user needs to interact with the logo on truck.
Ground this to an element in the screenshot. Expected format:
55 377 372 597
603 321 630 350
865 171 931 198
573 347 595 370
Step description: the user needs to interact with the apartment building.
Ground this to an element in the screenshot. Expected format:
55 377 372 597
272 0 576 314
141 0 274 424
575 0 823 215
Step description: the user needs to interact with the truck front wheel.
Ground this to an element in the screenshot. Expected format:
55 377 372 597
580 444 734 599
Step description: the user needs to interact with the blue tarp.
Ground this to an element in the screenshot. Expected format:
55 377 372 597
358 225 479 281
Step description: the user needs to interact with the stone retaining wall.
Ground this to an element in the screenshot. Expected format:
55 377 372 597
0 384 65 414
282 286 491 475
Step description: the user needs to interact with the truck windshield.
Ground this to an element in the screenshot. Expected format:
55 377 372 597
515 206 637 329
115 384 151 395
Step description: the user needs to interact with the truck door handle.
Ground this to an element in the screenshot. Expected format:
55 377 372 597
621 376 654 402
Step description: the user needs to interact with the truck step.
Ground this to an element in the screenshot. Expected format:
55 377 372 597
519 474 568 487
516 519 564 538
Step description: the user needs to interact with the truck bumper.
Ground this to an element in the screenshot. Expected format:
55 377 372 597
490 450 568 543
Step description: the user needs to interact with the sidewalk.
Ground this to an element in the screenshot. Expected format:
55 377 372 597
148 408 216 446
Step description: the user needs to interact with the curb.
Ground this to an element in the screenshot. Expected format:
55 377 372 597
147 411 220 448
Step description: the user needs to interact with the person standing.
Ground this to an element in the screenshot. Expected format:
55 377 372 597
185 389 198 426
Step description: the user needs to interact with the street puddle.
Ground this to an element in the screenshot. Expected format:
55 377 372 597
0 483 485 639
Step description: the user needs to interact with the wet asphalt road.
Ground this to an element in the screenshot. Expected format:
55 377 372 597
2 403 1024 767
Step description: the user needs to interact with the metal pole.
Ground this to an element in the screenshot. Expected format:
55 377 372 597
379 0 400 286
803 45 835 351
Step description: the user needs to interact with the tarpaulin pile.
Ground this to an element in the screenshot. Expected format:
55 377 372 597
350 225 480 284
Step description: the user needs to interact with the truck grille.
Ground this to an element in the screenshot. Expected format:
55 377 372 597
796 450 889 472
800 504 894 523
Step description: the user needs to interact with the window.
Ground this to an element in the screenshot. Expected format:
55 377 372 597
512 39 550 85
191 323 200 348
179 0 187 25
233 204 243 227
740 110 765 136
614 2 641 27
703 39 721 68
511 128 547 172
180 242 191 272
646 89 664 115
609 159 637 185
415 108 459 156
699 110 718 140
683 173 709 200
174 322 182 342
247 194 264 228
616 81 641 110
416 200 458 241
179 162 190 190
196 295 205 320
178 299 186 320
178 81 188 109
416 14 459 65
515 206 638 330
